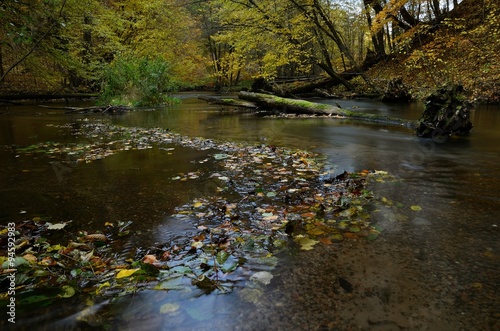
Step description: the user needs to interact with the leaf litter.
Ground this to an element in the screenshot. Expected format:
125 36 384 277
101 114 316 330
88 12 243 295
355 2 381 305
2 119 397 316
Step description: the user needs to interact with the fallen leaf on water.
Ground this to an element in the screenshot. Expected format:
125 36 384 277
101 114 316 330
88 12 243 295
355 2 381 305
343 232 359 240
159 303 180 314
295 235 319 250
319 237 333 245
116 268 140 279
22 254 37 263
142 255 158 265
60 285 75 298
83 233 108 242
95 281 110 294
46 222 67 230
250 271 273 285
410 205 422 211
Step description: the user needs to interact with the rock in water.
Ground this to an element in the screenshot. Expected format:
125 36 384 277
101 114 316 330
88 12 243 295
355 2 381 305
415 84 474 140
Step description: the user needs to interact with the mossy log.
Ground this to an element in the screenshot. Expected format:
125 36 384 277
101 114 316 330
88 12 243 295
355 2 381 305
238 91 418 129
198 96 258 109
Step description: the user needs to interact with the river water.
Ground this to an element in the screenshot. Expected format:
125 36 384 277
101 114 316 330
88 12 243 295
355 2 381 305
0 94 499 330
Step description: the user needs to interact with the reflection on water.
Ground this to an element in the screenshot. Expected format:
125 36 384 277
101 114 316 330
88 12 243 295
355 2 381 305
1 95 499 330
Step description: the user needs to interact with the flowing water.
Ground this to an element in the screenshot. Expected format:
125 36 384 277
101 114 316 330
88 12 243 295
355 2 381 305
0 94 499 330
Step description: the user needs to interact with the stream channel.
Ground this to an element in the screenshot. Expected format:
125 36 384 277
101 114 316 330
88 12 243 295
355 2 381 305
0 93 499 330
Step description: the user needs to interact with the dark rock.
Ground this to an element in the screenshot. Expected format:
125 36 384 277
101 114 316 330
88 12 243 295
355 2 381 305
415 84 474 139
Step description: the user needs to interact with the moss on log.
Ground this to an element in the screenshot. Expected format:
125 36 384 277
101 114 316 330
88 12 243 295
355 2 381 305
238 91 417 129
198 95 258 109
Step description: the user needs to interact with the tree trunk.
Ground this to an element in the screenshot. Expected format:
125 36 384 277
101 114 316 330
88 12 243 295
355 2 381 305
238 91 417 128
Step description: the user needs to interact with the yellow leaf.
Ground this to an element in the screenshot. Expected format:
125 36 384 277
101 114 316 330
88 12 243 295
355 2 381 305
410 205 422 211
116 268 140 279
47 244 64 252
193 201 203 208
95 281 111 294
295 236 319 250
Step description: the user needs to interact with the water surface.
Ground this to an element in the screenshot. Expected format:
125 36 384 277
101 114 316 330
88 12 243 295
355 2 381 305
1 95 498 330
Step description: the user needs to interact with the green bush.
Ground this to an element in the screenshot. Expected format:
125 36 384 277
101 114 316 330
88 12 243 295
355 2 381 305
99 56 178 106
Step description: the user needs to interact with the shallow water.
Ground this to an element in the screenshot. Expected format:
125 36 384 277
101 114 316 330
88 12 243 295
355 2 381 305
1 94 499 330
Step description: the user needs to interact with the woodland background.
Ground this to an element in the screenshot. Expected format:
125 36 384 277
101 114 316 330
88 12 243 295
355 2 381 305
0 0 499 102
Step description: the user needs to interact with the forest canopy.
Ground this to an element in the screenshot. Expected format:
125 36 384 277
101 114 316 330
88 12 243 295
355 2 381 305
0 0 499 102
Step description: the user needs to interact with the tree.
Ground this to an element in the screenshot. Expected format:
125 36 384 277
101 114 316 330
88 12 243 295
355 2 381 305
210 0 378 91
0 0 69 84
0 0 210 92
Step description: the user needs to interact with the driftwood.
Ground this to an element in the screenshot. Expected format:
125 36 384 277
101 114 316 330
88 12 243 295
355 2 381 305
238 91 418 129
39 104 131 114
0 93 99 101
198 96 258 109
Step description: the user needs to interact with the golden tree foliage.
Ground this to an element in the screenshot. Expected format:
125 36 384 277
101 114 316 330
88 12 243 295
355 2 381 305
371 0 411 33
212 0 316 80
0 0 209 91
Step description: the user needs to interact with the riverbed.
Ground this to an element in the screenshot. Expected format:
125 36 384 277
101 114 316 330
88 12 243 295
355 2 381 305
1 94 499 330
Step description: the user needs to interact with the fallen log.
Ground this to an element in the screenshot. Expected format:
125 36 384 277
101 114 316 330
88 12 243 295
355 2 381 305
39 104 131 114
238 91 418 129
198 96 258 109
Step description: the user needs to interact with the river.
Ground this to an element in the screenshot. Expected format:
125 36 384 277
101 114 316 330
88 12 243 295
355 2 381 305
0 94 499 330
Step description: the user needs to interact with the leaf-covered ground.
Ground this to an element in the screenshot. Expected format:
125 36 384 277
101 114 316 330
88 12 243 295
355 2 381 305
0 120 394 313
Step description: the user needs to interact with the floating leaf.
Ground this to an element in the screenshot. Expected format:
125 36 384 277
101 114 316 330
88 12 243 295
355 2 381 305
349 226 361 233
220 254 238 272
240 288 263 303
95 281 110 294
307 226 325 236
155 275 188 290
60 285 75 298
22 253 37 264
195 275 216 292
250 271 273 285
46 222 67 230
216 250 230 265
159 303 180 314
116 268 140 279
319 237 332 244
2 256 28 269
142 255 158 265
296 236 319 250
330 234 344 242
193 201 203 208
213 153 230 160
47 244 64 252
410 205 422 211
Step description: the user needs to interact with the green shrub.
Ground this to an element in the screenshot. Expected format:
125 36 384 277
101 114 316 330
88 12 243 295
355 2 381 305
99 56 178 106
